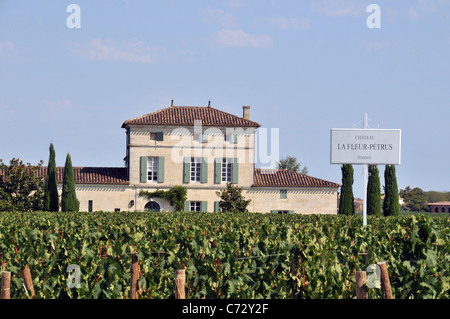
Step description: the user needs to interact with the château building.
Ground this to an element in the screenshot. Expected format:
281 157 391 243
41 104 340 214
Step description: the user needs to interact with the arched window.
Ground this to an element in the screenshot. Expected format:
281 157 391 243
145 201 160 212
435 207 439 213
442 207 446 213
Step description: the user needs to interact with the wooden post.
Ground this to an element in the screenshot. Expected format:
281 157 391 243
355 271 368 299
130 253 141 299
1 271 11 299
377 262 393 299
175 269 186 299
20 265 35 299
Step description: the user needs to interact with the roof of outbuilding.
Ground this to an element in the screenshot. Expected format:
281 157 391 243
122 105 261 128
34 167 129 185
253 168 340 188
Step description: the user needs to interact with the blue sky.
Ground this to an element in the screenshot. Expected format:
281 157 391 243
1 0 449 198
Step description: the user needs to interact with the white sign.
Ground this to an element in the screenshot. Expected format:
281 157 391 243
330 128 401 165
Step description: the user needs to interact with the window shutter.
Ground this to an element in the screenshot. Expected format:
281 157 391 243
233 133 238 144
214 201 220 212
201 201 207 212
140 156 148 183
158 157 165 183
280 189 287 199
156 132 164 141
183 157 190 183
184 201 190 212
270 210 277 214
201 158 208 183
288 210 294 214
202 133 208 143
214 158 222 184
232 158 239 184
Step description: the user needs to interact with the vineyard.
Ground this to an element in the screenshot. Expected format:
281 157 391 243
0 211 448 299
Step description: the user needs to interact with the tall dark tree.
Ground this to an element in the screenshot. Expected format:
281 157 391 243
61 153 79 212
383 165 400 216
44 143 59 212
339 164 355 215
367 165 381 215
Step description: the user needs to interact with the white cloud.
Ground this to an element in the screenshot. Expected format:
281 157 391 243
311 0 367 17
67 38 169 63
43 98 78 110
0 40 17 58
215 29 273 48
200 6 238 28
407 0 450 20
227 0 244 9
260 16 310 30
364 40 392 52
0 40 15 52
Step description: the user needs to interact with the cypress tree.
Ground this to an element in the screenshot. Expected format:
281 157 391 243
43 143 59 212
367 165 381 215
339 164 355 215
383 165 400 216
61 153 79 212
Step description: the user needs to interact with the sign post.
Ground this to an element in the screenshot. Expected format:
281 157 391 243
330 114 401 227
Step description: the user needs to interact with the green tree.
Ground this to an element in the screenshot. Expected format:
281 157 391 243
383 165 400 216
216 183 251 213
0 158 45 211
44 143 59 212
61 153 79 212
339 164 354 215
400 186 428 212
277 155 308 174
367 165 381 215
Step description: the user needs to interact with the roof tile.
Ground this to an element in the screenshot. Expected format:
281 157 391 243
253 168 340 188
122 106 261 128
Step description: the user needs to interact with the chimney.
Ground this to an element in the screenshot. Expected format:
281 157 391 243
242 105 250 120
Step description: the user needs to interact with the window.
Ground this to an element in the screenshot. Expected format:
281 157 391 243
221 158 233 182
278 210 289 215
191 157 201 182
115 208 120 212
147 157 159 182
280 189 287 199
88 200 93 212
150 132 163 141
190 201 201 212
224 133 237 144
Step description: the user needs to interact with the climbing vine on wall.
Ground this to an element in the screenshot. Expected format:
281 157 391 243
139 185 187 211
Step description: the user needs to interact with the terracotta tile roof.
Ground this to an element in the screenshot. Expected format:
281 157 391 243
253 168 340 188
34 167 129 185
122 106 261 128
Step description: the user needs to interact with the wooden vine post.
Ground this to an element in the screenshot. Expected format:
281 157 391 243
355 271 368 299
377 262 393 299
130 253 141 299
20 265 35 299
175 269 186 299
1 271 11 299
